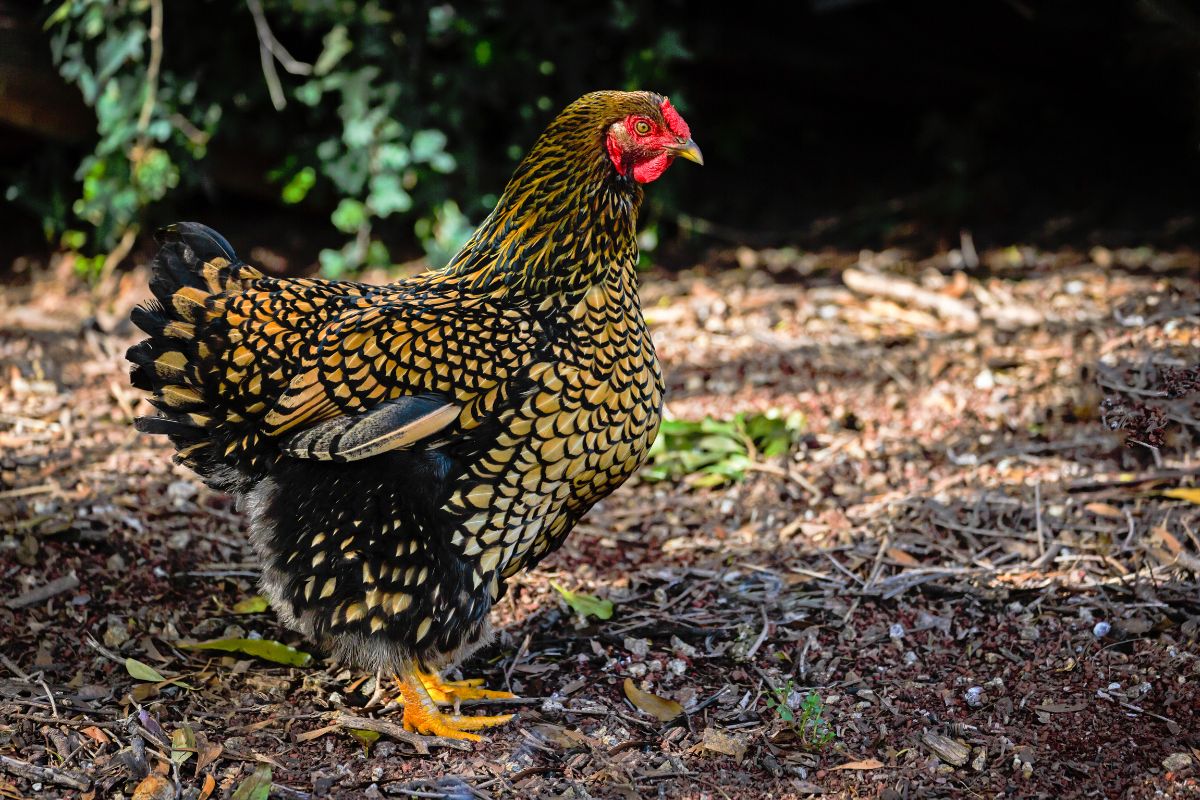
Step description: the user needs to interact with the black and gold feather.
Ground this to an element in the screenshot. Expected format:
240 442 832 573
128 91 669 673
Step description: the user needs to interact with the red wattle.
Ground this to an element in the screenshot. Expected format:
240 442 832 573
632 152 673 184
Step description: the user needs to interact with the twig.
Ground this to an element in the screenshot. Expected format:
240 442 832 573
135 0 163 134
39 678 59 719
743 606 770 661
334 713 472 753
4 574 79 609
843 267 980 331
246 0 313 111
503 632 531 693
1034 481 1045 558
0 755 90 791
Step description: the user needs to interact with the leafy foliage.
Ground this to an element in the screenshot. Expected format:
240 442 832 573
22 0 693 276
642 410 806 488
764 682 836 750
550 581 614 621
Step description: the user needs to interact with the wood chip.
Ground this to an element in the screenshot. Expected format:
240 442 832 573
922 731 970 766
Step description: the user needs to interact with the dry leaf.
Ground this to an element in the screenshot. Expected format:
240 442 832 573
198 773 216 800
195 740 223 774
80 725 110 744
1084 502 1123 519
1162 488 1200 505
1151 526 1184 554
623 678 684 721
131 774 173 800
696 727 748 763
831 758 885 771
887 547 920 566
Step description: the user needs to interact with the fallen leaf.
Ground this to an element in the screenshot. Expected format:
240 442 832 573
348 729 381 751
831 758 885 771
293 724 341 743
195 738 222 773
1084 502 1124 518
170 725 196 766
887 547 920 566
1162 488 1200 505
1036 702 1086 713
1151 526 1185 555
231 596 269 614
198 774 216 800
125 657 166 683
131 774 172 800
550 582 614 620
696 727 748 763
80 725 110 744
623 678 684 721
182 638 312 667
230 763 272 800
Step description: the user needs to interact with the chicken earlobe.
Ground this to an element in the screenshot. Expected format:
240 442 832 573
280 394 459 462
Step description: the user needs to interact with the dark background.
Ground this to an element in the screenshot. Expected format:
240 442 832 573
1 0 1198 273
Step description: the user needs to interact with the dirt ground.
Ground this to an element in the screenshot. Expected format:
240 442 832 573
1 244 1199 800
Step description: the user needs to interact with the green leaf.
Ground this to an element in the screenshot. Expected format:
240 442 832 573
171 725 196 766
314 25 352 76
230 763 272 800
280 167 316 205
348 728 380 751
331 198 367 233
410 129 447 162
550 582 613 620
125 657 166 683
183 638 313 667
231 595 269 614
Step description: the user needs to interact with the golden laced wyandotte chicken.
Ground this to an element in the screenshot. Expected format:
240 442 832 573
127 91 701 740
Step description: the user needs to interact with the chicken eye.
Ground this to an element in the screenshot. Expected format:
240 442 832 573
633 119 652 136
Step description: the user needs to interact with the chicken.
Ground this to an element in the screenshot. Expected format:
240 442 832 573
126 90 701 740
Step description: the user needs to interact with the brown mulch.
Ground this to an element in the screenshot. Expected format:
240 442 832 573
1 245 1198 800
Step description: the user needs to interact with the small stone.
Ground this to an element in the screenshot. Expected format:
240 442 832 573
670 636 697 658
1092 621 1111 638
623 636 650 658
667 658 688 676
903 650 919 666
167 480 198 505
964 686 984 707
889 623 906 639
1163 753 1193 772
626 662 648 678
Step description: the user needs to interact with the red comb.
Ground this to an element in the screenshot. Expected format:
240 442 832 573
661 98 690 139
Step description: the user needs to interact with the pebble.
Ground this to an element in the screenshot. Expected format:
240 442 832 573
889 623 906 639
1163 753 1194 772
623 636 650 658
1092 621 1111 638
964 686 984 707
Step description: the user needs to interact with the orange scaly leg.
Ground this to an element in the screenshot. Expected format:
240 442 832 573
415 670 516 704
395 673 514 741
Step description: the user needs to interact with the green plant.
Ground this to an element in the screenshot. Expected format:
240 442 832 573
19 0 694 276
764 682 836 750
641 410 806 488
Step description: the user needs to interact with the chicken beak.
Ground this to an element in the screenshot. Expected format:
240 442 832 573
668 139 704 166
